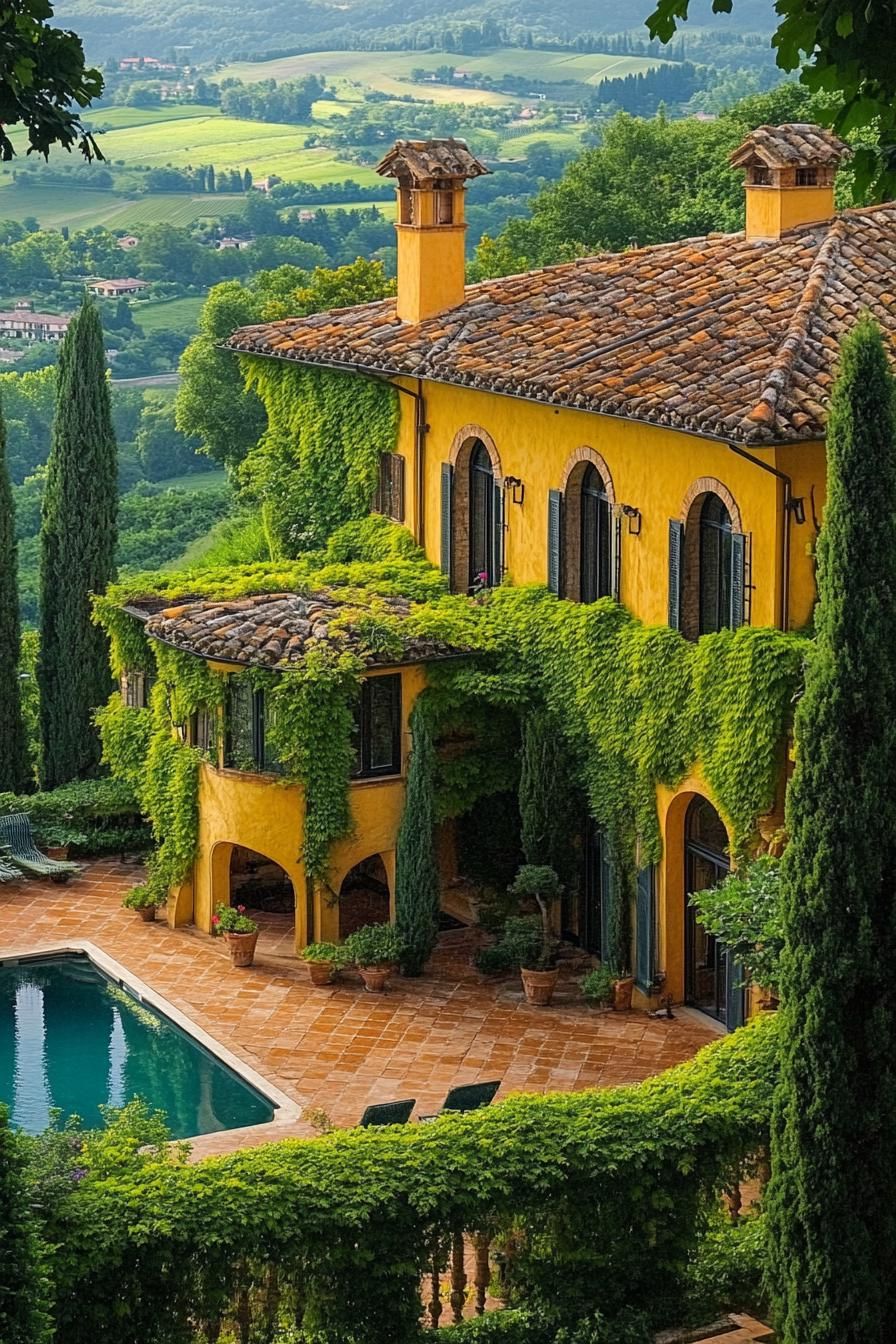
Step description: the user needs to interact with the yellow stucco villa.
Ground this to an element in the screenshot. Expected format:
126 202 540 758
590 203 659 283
124 122 896 1032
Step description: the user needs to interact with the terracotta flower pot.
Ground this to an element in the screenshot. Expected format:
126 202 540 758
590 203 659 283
358 963 395 993
46 845 70 861
224 930 259 967
307 960 335 987
520 966 560 1006
611 976 634 1011
137 905 157 923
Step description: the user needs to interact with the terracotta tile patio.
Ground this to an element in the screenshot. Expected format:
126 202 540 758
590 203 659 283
0 861 716 1158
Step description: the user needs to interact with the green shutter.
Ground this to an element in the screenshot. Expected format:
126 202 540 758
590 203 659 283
635 864 656 991
492 481 503 586
612 512 622 601
731 531 747 627
547 488 563 594
668 520 684 629
440 462 453 582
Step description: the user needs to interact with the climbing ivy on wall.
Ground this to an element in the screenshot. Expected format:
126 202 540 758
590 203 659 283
239 360 399 557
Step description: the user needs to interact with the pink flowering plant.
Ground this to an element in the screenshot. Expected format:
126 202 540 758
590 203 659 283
212 903 258 935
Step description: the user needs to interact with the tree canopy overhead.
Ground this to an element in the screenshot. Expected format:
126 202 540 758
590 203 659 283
0 0 103 161
646 0 896 197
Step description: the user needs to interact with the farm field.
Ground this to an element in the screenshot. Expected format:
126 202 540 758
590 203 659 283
135 296 207 332
220 48 667 99
0 181 248 231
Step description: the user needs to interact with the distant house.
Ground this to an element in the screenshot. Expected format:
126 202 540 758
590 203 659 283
0 303 70 341
89 279 150 298
519 107 538 120
118 56 177 72
297 210 316 224
117 236 140 250
217 237 253 251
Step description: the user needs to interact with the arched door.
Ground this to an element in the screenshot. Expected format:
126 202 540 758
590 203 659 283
469 441 496 590
684 797 744 1029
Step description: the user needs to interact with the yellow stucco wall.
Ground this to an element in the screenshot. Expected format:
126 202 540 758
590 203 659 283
744 184 835 240
179 663 427 952
396 377 825 633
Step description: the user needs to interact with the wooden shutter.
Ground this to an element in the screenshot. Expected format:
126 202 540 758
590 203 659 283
547 488 563 594
391 453 405 523
668 520 684 630
725 954 746 1031
730 531 747 627
492 481 504 586
612 511 622 601
635 864 656 991
440 463 453 581
599 840 614 965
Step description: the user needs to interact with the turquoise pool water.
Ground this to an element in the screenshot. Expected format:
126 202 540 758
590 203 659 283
0 954 274 1138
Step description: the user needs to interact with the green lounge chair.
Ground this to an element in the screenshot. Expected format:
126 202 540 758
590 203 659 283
0 814 81 883
358 1099 416 1127
419 1080 501 1122
0 849 22 883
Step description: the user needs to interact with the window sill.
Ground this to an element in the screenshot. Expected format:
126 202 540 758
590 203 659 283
350 773 405 789
213 765 290 784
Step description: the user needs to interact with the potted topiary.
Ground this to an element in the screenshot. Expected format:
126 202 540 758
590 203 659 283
40 823 88 861
506 865 564 1006
122 883 166 923
301 941 350 987
581 965 615 1010
344 922 404 993
212 903 259 967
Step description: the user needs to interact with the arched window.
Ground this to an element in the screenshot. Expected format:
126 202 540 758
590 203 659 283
580 464 612 603
699 493 734 635
469 440 496 590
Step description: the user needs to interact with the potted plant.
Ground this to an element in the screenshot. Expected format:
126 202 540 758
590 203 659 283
301 941 350 987
610 967 635 1011
212 903 259 967
122 883 166 923
581 965 615 1009
40 823 88 861
344 922 404 993
505 865 564 1006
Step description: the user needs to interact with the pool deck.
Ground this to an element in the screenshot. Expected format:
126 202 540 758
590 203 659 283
0 861 716 1158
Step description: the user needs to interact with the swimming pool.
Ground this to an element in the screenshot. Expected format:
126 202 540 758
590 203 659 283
0 952 276 1138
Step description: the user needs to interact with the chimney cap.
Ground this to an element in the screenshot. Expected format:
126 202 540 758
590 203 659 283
729 122 851 171
375 137 491 184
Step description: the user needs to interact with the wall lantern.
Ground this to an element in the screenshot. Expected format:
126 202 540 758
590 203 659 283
503 475 525 506
787 496 807 525
619 503 642 536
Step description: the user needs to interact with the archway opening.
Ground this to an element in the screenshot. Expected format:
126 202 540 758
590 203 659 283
684 797 744 1029
228 846 295 915
338 855 390 939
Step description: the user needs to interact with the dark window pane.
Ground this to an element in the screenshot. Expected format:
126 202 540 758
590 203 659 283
580 466 611 603
368 676 400 772
699 493 733 634
226 679 254 769
469 441 494 589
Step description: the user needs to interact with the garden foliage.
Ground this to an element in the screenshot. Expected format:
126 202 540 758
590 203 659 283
766 316 896 1341
395 704 441 975
31 1016 776 1344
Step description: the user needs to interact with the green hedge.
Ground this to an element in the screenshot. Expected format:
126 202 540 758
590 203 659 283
35 1015 778 1344
0 777 150 856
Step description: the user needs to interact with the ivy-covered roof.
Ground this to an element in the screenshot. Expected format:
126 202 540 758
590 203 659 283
126 590 466 669
225 203 896 444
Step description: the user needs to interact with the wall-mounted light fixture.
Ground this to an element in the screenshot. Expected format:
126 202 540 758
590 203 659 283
787 496 806 525
503 475 525 506
620 503 642 536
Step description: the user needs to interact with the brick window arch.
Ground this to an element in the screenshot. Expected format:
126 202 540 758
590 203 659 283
672 478 746 639
446 426 503 593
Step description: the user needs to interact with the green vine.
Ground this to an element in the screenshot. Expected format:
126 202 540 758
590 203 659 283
240 361 398 556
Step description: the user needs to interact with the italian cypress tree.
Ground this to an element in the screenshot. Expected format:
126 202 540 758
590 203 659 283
766 316 896 1342
519 706 576 884
38 294 117 788
395 705 440 976
0 399 31 793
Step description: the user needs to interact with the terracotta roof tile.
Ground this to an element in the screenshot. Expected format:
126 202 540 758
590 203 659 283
375 137 489 183
729 123 850 169
127 591 464 669
226 204 896 443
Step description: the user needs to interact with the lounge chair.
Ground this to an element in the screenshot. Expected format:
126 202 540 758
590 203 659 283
419 1080 501 1122
0 814 81 883
0 849 22 883
358 1099 416 1127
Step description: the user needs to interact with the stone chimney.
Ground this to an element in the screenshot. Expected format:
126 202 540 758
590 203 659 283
376 138 490 323
730 123 851 241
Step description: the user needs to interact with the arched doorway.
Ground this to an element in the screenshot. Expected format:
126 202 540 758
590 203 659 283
338 855 390 939
684 797 744 1029
228 846 295 915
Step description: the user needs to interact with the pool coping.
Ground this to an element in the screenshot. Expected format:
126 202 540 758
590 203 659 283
0 938 303 1140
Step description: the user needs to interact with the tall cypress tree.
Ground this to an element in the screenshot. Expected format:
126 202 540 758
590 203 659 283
38 294 117 788
0 398 30 793
395 705 440 977
766 316 896 1342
